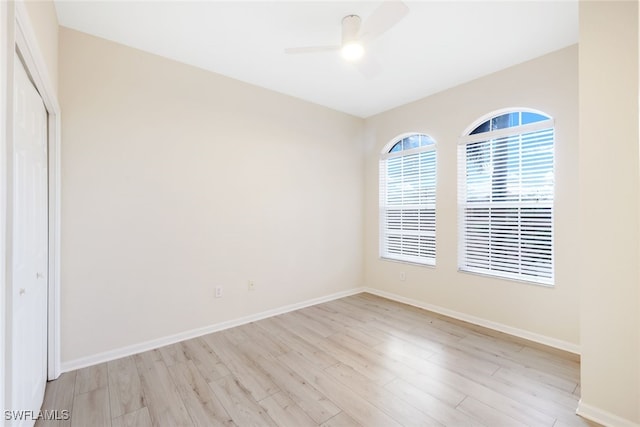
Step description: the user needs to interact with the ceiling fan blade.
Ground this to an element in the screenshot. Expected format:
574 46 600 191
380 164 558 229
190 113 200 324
359 0 409 44
284 46 340 54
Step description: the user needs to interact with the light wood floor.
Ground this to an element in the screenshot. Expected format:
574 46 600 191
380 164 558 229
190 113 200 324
37 293 600 427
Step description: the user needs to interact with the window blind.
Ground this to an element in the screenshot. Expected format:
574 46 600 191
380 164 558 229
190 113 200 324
458 121 554 285
381 146 436 265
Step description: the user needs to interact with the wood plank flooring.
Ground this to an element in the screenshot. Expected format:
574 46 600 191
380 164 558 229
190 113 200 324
36 293 600 427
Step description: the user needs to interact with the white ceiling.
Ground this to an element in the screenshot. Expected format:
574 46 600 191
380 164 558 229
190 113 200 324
54 1 578 118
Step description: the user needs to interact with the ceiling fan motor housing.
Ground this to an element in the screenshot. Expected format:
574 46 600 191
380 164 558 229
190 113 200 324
342 15 362 45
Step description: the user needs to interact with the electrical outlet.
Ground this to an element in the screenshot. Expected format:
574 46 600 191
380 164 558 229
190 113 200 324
215 286 223 298
399 271 406 281
248 281 255 291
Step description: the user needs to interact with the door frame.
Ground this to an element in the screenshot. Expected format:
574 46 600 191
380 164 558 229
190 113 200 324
1 0 62 411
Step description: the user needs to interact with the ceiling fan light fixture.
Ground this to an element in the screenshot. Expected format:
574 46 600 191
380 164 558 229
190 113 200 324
341 42 365 62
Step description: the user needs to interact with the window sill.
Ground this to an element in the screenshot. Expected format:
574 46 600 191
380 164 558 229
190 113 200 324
380 256 435 268
457 268 554 288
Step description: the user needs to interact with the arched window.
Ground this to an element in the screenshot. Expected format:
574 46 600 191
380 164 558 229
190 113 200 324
458 109 554 285
380 133 436 265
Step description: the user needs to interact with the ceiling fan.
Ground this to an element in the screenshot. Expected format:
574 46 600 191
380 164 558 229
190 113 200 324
284 0 409 75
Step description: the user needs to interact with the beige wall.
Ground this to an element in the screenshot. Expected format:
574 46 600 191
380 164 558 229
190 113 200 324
58 28 364 363
578 1 640 425
59 31 582 363
363 46 580 349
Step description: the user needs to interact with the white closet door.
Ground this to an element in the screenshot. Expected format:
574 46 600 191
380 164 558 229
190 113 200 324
11 52 48 427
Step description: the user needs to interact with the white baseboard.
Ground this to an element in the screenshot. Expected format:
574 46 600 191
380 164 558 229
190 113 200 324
61 287 365 372
62 285 581 372
363 287 581 355
577 399 640 427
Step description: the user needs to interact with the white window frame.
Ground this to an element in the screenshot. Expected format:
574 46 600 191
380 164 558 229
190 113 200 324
379 133 437 266
458 109 555 286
